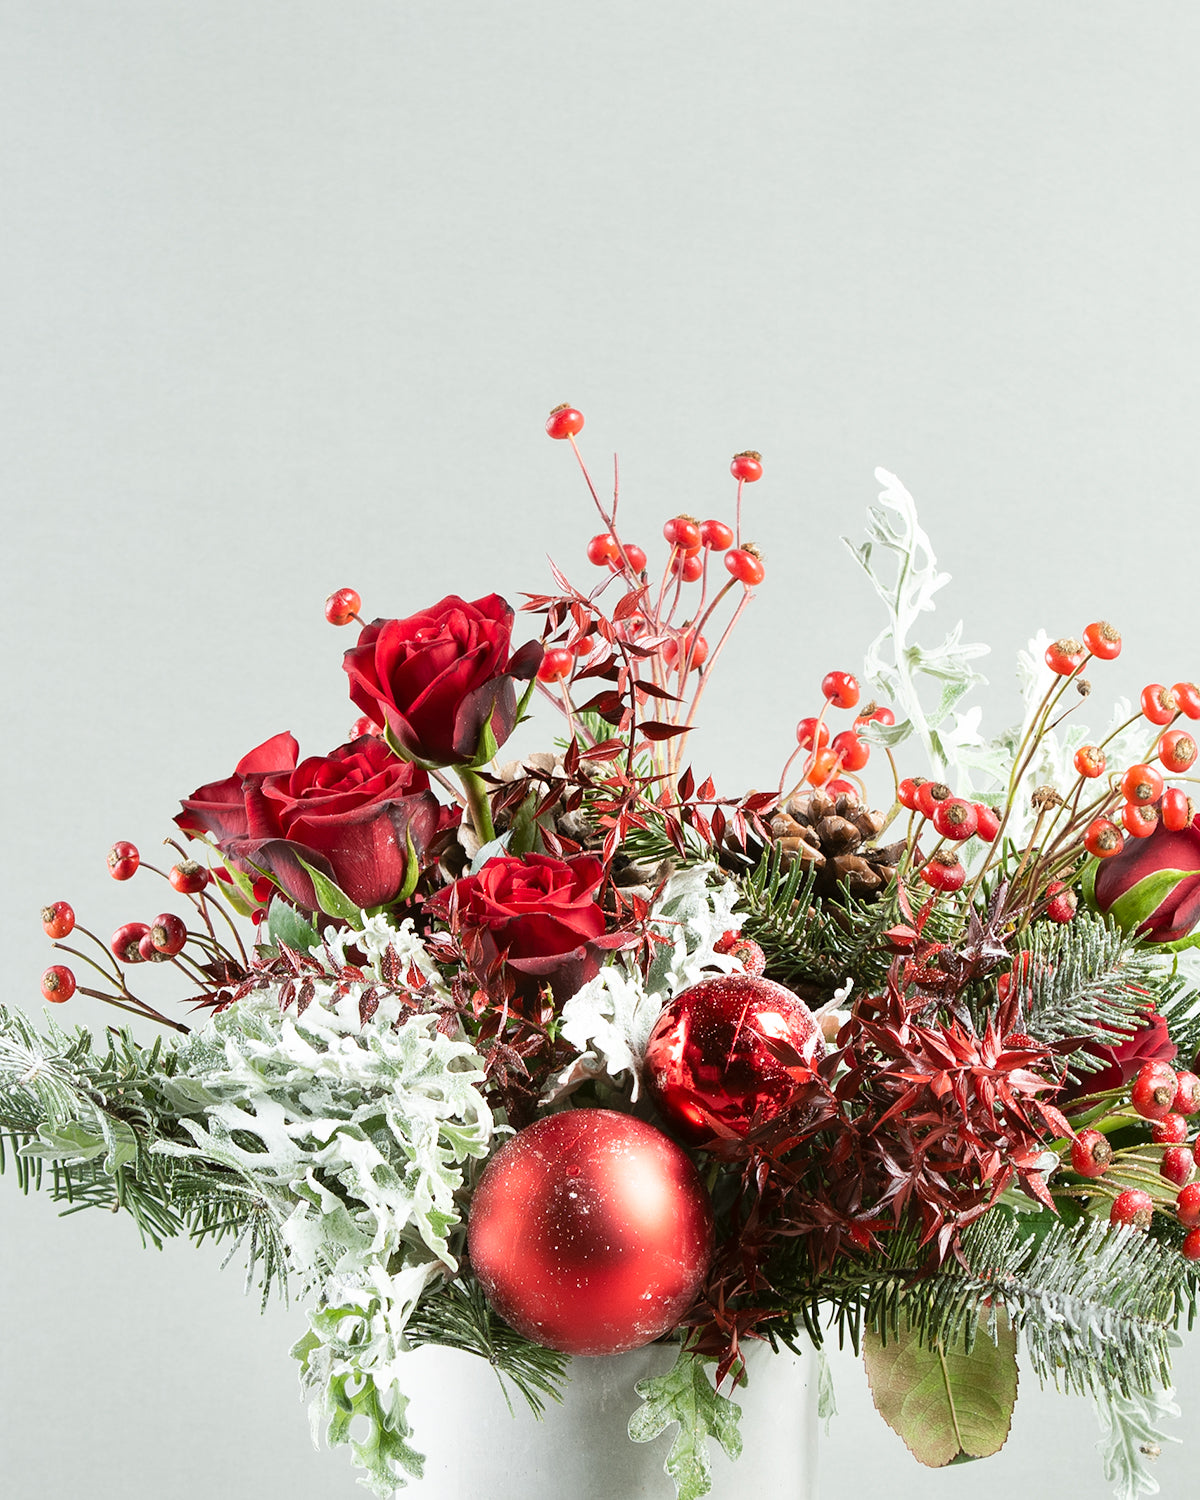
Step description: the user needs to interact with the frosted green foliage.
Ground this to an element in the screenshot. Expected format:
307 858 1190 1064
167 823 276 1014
843 469 991 793
154 918 493 1497
1094 1382 1180 1500
549 866 742 1101
628 1344 743 1500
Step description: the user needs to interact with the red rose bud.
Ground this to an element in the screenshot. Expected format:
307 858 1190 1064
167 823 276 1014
1058 1009 1178 1102
1086 815 1200 947
343 594 543 768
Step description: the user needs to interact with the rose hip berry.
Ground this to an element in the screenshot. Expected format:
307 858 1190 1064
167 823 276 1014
622 543 647 573
41 901 75 939
1131 1060 1180 1121
169 860 209 894
1122 802 1159 839
150 912 188 957
1110 1188 1155 1229
663 515 702 550
1162 1147 1194 1188
855 703 896 729
1173 681 1200 719
1183 1228 1200 1260
1074 745 1106 779
1084 817 1124 858
670 550 704 582
1177 1181 1200 1228
915 780 951 820
974 803 1002 842
1044 881 1078 924
1082 620 1122 660
1045 637 1086 676
536 648 574 683
821 671 860 710
1152 1113 1189 1144
724 547 764 586
921 852 966 892
729 450 763 482
586 532 620 566
41 965 76 1003
831 730 870 772
1174 1071 1200 1115
933 797 978 841
324 588 361 627
545 404 584 440
897 777 926 812
1161 787 1195 833
804 748 839 787
111 921 151 964
107 842 140 881
1070 1129 1113 1177
796 717 830 751
1141 683 1179 726
1121 763 1164 804
700 519 734 550
1158 729 1197 774
662 632 708 671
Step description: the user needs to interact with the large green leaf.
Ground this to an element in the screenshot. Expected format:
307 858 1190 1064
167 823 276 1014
863 1313 1018 1468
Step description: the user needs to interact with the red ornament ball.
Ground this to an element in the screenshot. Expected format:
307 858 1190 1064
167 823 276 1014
642 974 825 1146
468 1109 713 1356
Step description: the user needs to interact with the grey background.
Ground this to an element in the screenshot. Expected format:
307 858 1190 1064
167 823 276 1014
2 3 1198 1496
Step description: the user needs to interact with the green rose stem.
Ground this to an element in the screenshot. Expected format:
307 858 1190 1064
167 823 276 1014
458 766 497 846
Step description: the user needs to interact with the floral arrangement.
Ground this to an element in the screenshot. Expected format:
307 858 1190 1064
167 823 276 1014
8 407 1200 1500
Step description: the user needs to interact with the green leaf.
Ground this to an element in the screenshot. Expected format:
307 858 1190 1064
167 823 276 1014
295 855 364 926
628 1344 742 1500
1105 869 1193 935
266 900 319 955
395 826 421 903
863 1312 1017 1468
466 706 500 769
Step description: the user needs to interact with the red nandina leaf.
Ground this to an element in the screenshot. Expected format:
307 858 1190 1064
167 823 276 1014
712 806 727 842
697 776 715 801
678 766 695 801
577 691 625 722
579 739 627 761
638 721 690 740
741 791 778 814
613 587 648 622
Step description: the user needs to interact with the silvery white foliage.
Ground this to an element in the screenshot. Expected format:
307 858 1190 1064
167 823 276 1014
844 468 992 793
1093 1381 1181 1500
548 864 743 1102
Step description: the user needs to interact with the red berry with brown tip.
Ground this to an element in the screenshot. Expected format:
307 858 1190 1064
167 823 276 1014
111 921 151 964
1082 620 1122 660
1152 1113 1189 1144
41 901 75 939
586 533 619 566
537 648 574 683
1045 637 1086 676
724 547 764 585
545 404 584 440
831 730 870 772
932 797 977 841
107 841 140 881
1044 881 1078 924
662 632 708 671
1183 1228 1200 1260
1111 1188 1155 1229
974 803 1001 843
854 703 896 729
1122 763 1164 804
804 748 839 787
41 965 76 1003
821 671 860 710
1141 683 1179 726
622 543 647 573
150 912 188 957
324 588 361 626
1161 787 1195 833
897 777 926 812
1163 1147 1195 1187
138 930 169 963
1070 1129 1113 1177
1159 729 1197 774
1131 1060 1180 1121
1174 1071 1200 1116
730 450 762 482
796 718 830 751
1173 682 1200 719
1084 816 1124 858
670 550 704 582
920 853 966 892
1177 1181 1200 1228
169 860 209 894
915 780 951 820
1074 745 1106 779
700 519 734 550
663 515 702 550
1122 802 1159 838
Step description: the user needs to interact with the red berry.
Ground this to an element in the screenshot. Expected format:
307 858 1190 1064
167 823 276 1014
1161 787 1195 833
545 404 584 440
1141 683 1179 726
107 841 140 880
796 717 830 751
138 930 169 963
1110 1188 1155 1229
1152 1113 1189 1145
1121 763 1164 804
41 901 75 939
622 543 647 574
111 921 151 964
586 532 620 566
1174 1071 1200 1116
1074 745 1106 779
537 648 574 683
920 853 965 892
854 703 896 729
1178 1182 1200 1229
1183 1228 1200 1260
897 777 926 812
324 587 361 626
974 803 1001 843
150 912 188 957
571 633 597 657
730 450 762 482
724 547 764 586
662 632 708 672
915 780 951 820
169 860 210 894
1045 637 1086 676
1082 620 1122 660
1131 1060 1180 1121
831 730 870 772
1122 802 1159 839
1044 881 1078 924
663 516 702 550
670 550 704 582
804 748 840 787
700 519 734 551
1159 729 1197 774
1070 1129 1113 1177
41 965 76 1003
826 778 859 802
350 715 382 739
1084 816 1124 858
821 671 860 710
933 797 978 841
1173 682 1200 719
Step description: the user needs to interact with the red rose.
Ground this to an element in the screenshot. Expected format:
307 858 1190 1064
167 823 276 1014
342 594 542 768
433 853 608 1011
1088 818 1200 945
175 731 299 844
234 736 452 911
1060 1011 1178 1100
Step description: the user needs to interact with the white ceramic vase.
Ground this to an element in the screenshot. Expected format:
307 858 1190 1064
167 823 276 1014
401 1338 820 1500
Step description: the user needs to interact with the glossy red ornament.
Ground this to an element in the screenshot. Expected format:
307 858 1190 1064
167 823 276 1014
642 974 824 1145
467 1109 713 1357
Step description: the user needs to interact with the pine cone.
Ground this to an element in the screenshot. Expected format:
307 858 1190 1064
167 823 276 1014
723 788 904 902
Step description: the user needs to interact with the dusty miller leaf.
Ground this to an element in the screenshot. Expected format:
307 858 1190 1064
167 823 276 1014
1093 1382 1180 1500
628 1344 743 1500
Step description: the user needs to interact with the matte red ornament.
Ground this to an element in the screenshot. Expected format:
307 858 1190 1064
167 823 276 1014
642 974 825 1146
467 1109 713 1357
